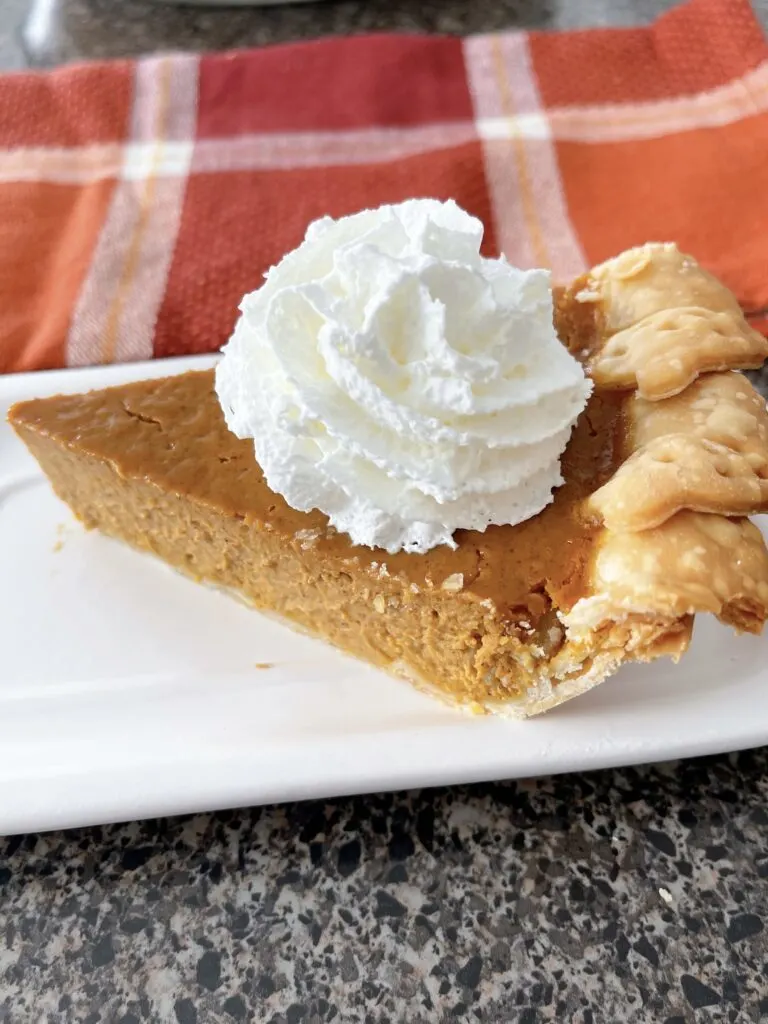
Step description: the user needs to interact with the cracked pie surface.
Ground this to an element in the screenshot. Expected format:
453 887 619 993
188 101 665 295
9 244 768 716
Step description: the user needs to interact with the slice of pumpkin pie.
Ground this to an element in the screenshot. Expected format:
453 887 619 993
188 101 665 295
9 202 768 716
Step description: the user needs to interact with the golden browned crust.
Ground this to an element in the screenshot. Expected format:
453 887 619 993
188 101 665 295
569 513 768 634
629 370 768 454
589 371 768 532
514 246 768 716
590 434 768 532
590 371 768 532
569 243 768 400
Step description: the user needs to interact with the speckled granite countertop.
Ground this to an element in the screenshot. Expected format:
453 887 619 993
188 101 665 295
3 756 768 1022
1 2 768 1022
4 0 768 68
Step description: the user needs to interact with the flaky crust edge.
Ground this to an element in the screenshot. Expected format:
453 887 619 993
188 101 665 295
498 245 768 717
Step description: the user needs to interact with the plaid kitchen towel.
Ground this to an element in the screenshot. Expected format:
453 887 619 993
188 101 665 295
0 0 766 374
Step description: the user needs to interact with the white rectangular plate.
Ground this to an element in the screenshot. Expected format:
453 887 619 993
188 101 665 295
1 357 767 835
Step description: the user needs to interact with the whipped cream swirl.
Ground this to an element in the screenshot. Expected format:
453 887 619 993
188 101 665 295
215 199 592 554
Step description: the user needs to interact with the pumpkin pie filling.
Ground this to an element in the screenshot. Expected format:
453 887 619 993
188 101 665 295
9 243 768 716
